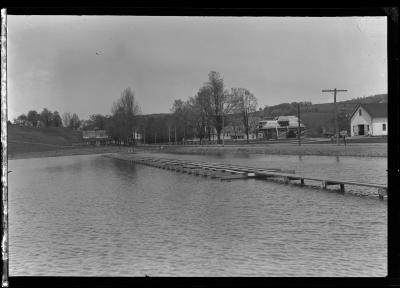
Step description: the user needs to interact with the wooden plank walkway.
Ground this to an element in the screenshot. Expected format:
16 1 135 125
105 154 387 199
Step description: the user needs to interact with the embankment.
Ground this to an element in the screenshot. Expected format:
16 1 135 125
7 124 387 159
135 143 387 158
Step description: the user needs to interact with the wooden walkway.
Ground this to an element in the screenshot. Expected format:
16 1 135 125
105 154 387 199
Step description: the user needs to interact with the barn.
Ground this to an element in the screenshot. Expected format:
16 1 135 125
350 103 387 136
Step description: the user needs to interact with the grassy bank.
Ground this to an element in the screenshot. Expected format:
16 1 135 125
8 146 129 160
137 143 387 158
8 123 387 159
8 124 83 155
9 142 387 160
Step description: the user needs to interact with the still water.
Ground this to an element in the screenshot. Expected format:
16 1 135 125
9 153 387 276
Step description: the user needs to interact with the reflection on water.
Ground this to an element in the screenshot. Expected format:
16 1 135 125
9 154 387 276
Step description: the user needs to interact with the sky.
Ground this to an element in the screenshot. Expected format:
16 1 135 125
8 16 387 121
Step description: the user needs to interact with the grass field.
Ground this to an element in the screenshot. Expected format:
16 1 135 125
7 124 387 159
8 146 130 160
8 124 83 156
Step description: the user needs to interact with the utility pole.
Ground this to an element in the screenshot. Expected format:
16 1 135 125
174 125 177 145
222 107 225 146
322 88 347 145
168 126 171 144
297 103 301 146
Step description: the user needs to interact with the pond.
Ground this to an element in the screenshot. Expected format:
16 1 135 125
8 153 387 276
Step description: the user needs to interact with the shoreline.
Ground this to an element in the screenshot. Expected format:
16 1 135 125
8 142 387 160
8 146 128 160
150 143 387 158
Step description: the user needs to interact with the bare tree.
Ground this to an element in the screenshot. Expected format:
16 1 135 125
62 112 72 128
231 88 258 143
40 108 53 127
171 99 193 143
15 114 28 125
227 114 243 140
110 87 141 145
194 85 213 142
27 110 40 127
205 71 232 143
70 113 81 130
52 111 63 127
248 114 262 140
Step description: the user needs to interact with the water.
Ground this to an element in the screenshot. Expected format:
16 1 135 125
140 152 387 196
8 153 387 276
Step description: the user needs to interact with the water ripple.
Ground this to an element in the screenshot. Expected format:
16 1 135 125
8 154 387 276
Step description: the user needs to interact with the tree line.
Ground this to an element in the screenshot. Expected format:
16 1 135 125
13 71 259 145
14 108 80 130
168 71 258 144
107 71 259 145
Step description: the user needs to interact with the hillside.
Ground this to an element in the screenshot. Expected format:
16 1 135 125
260 94 387 137
8 124 83 155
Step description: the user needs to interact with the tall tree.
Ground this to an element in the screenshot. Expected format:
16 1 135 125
226 114 243 140
231 88 258 143
40 108 53 127
15 114 28 125
248 114 262 140
205 71 227 143
70 113 80 130
192 86 213 142
170 99 184 142
170 99 193 143
52 111 63 127
110 87 141 145
27 110 40 127
87 114 107 130
62 112 72 128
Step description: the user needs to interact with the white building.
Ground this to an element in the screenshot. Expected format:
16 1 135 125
82 130 109 145
257 116 305 139
350 103 387 136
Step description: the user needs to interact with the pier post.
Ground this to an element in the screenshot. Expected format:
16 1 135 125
284 176 289 184
340 184 345 193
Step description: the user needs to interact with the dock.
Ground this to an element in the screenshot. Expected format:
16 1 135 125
105 153 387 200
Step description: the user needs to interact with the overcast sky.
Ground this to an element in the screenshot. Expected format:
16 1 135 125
8 16 387 121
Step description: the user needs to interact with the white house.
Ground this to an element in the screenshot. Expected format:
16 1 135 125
257 116 305 139
350 103 387 136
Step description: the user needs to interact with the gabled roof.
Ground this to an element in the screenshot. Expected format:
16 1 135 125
350 103 387 119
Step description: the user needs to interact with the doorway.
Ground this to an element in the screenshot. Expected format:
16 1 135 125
358 124 365 136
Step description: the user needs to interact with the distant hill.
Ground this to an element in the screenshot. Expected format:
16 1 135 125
8 124 83 155
258 94 387 137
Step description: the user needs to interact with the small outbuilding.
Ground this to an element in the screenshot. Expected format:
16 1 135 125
82 130 110 145
256 116 305 139
350 103 387 136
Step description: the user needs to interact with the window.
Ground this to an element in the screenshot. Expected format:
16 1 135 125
359 109 362 116
383 124 386 131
